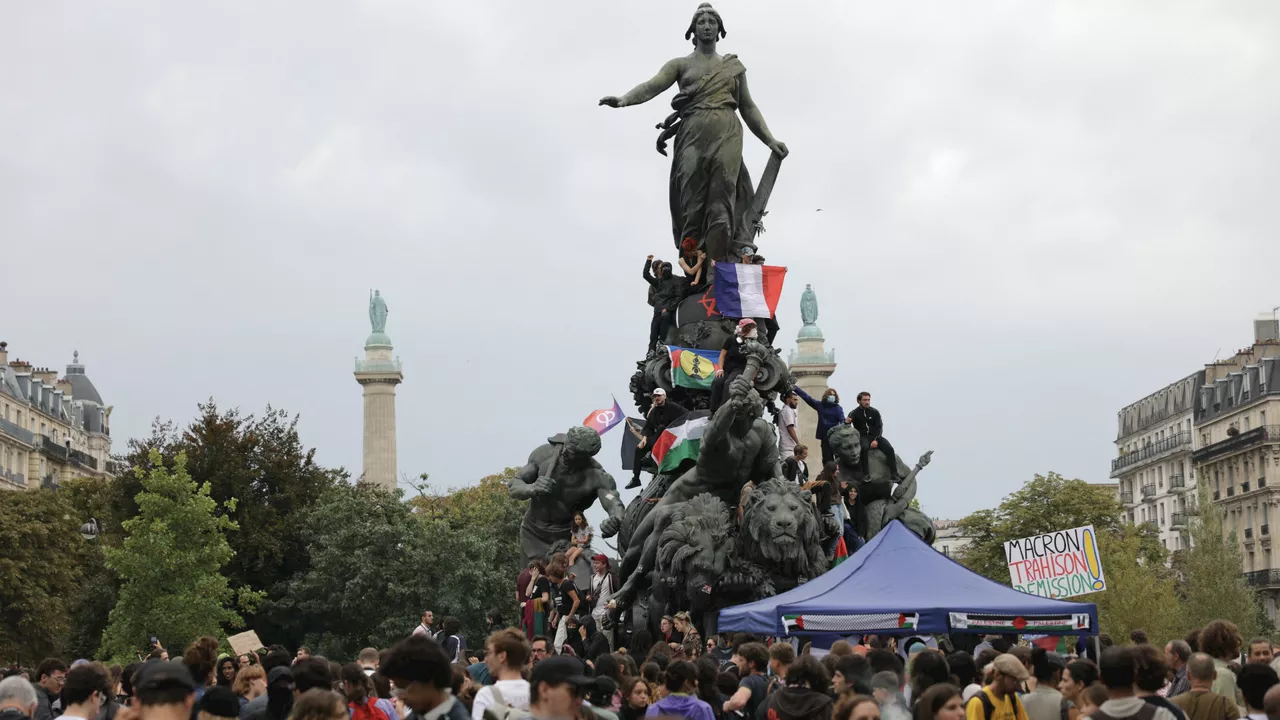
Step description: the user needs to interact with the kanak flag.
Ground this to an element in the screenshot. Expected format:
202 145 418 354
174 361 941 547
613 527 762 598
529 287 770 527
714 263 786 318
583 397 623 436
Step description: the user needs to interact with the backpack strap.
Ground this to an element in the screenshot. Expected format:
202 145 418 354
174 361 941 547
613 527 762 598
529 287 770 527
489 685 505 707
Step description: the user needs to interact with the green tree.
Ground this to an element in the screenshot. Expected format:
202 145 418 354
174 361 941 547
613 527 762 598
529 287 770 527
958 472 1125 581
60 476 124 660
0 489 83 661
1093 524 1184 644
958 471 1186 644
1176 483 1268 637
118 402 342 648
99 451 246 663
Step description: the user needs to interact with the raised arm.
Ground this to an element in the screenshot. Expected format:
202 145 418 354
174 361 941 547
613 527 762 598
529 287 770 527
794 386 820 411
600 58 683 108
642 255 658 286
596 476 625 537
735 74 788 158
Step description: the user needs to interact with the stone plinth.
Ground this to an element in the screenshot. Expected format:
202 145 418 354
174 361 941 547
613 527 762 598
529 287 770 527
354 335 403 490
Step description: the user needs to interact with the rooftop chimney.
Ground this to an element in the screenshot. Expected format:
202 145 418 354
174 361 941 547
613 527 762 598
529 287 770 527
1256 312 1280 344
0 341 6 366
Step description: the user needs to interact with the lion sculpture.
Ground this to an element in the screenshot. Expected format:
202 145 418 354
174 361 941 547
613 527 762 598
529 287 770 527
734 479 828 598
653 493 736 619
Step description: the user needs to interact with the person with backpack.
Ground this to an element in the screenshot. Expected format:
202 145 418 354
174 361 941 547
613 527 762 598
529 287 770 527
341 665 390 720
471 630 531 720
440 618 467 665
1088 647 1178 720
964 655 1029 720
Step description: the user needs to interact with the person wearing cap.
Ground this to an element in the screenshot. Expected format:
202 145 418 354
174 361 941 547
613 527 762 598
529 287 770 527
1021 649 1068 720
197 686 242 720
519 656 595 720
964 654 1030 720
379 636 469 720
133 662 198 720
586 554 615 639
709 318 758 412
628 387 688 489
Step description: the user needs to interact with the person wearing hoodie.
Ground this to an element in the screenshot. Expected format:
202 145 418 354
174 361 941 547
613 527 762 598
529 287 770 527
794 387 847 464
763 656 833 720
646 661 714 720
0 676 39 720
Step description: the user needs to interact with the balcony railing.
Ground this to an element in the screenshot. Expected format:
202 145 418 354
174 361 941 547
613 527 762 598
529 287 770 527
1246 528 1255 540
1120 491 1134 505
1194 426 1280 464
1171 512 1187 528
1262 477 1269 489
1264 524 1271 536
1142 484 1157 500
0 417 35 445
1169 474 1187 492
68 448 97 470
1228 486 1236 497
1112 431 1193 476
1245 569 1280 587
105 459 126 476
40 473 60 490
1215 490 1222 500
0 469 26 487
1243 481 1252 493
40 435 68 461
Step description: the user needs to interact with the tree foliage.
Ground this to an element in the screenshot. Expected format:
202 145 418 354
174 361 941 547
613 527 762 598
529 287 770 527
117 402 342 648
958 472 1125 581
273 470 528 659
99 451 246 663
1176 483 1269 637
0 489 84 661
1093 524 1183 644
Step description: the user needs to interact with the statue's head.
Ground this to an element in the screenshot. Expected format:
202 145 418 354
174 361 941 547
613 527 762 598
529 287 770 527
685 3 726 46
656 494 734 612
563 426 602 463
740 479 826 576
826 424 861 472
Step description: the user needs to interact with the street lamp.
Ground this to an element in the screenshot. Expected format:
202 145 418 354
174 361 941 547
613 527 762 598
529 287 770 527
79 517 100 543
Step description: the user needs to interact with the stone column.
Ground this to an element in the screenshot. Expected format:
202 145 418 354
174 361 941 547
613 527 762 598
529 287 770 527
788 285 837 454
354 292 403 490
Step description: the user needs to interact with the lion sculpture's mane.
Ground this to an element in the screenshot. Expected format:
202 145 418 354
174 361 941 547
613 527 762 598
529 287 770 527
656 493 734 581
739 478 828 580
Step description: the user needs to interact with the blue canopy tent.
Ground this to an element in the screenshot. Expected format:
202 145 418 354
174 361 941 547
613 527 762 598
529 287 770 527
718 520 1099 637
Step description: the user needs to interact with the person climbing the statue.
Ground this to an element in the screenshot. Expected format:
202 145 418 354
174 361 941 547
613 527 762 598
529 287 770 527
793 386 846 464
710 318 757 411
678 238 709 291
630 387 689 489
848 392 896 479
643 255 693 353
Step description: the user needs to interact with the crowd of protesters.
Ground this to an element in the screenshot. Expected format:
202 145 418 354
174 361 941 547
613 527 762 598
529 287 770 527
8 617 1280 720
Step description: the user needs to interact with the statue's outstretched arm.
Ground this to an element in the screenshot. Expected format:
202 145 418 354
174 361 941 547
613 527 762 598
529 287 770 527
735 74 787 157
600 58 682 108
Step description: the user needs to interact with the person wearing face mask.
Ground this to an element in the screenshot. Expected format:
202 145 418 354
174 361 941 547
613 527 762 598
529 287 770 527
794 387 847 464
710 318 759 412
643 255 691 354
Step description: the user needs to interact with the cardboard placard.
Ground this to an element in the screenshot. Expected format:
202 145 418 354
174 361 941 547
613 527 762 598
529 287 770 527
1004 525 1107 599
227 630 264 657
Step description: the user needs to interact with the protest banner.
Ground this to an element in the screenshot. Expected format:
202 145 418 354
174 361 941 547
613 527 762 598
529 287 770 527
1004 525 1106 599
228 629 265 657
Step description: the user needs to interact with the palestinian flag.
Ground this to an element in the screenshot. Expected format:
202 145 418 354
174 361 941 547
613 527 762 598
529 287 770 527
651 411 711 473
668 346 720 390
779 612 919 634
833 536 849 566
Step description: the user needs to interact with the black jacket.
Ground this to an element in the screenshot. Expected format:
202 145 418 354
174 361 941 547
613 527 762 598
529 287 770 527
782 457 808 483
33 685 56 720
761 687 833 720
2 707 32 720
643 400 688 439
643 259 690 312
848 405 884 440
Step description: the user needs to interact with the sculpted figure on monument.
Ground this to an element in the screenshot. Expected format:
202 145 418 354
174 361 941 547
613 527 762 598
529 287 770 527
368 290 389 334
828 424 936 544
800 284 819 327
600 3 788 261
614 349 784 607
733 478 829 598
508 426 625 561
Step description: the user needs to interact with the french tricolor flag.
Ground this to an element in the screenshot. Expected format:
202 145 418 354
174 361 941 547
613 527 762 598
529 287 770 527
714 263 787 319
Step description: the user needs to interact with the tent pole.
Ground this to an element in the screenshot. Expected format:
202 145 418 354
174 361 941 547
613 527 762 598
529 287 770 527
1093 635 1100 660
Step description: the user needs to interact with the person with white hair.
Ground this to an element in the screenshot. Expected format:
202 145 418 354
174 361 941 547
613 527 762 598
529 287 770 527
0 676 40 720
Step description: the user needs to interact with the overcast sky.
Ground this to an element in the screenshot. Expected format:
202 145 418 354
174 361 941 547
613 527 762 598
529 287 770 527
4 1 1279 522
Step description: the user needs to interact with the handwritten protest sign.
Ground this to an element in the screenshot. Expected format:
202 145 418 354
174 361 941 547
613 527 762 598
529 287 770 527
1004 525 1106 599
228 630 264 657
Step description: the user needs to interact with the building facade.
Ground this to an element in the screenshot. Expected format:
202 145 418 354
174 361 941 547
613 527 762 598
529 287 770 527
787 284 836 448
0 342 115 490
1192 314 1280 619
933 519 975 560
1111 373 1202 551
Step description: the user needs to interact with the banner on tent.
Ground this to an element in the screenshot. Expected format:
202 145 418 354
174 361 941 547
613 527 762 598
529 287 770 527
949 612 1091 633
781 612 919 633
1003 524 1107 599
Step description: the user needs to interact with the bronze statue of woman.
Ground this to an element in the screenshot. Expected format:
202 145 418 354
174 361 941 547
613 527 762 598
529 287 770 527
600 3 788 262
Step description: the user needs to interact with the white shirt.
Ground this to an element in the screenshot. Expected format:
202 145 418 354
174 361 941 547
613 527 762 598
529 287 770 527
778 405 798 455
471 679 531 720
590 572 614 619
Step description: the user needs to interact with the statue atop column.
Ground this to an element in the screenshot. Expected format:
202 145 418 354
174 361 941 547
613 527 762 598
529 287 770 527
800 284 819 327
369 290 389 334
599 3 789 262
